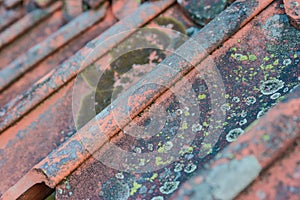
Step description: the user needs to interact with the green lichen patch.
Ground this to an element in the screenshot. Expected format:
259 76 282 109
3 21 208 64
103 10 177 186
231 52 257 63
248 54 257 62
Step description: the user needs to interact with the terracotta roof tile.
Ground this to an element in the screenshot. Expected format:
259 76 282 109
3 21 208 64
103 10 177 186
3 0 22 9
0 0 299 199
63 0 83 21
0 2 107 91
237 138 300 200
0 1 62 50
112 0 141 20
173 85 300 199
0 8 116 107
50 1 299 199
0 0 175 133
0 5 24 31
0 9 117 198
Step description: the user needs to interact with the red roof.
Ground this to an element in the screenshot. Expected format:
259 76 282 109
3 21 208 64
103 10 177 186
0 0 299 199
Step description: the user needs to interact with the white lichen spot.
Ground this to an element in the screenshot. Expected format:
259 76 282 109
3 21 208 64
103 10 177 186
174 163 184 172
240 110 247 118
116 173 124 179
183 107 190 116
65 184 71 190
226 128 244 142
163 141 173 151
232 96 240 103
283 58 292 66
260 79 284 95
239 118 247 126
148 143 153 151
134 147 142 153
283 87 289 93
184 163 197 173
159 181 180 194
220 103 231 112
270 92 281 100
257 110 266 119
57 188 63 195
246 96 256 105
230 112 237 117
185 153 194 160
192 123 203 132
151 196 164 200
175 109 183 116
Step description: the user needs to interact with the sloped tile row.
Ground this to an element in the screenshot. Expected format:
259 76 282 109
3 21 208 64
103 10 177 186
1 0 280 199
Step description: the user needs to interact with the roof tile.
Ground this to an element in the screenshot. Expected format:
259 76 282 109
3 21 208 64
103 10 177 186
0 0 300 199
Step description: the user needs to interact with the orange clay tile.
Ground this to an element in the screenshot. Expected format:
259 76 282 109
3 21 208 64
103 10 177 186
63 0 83 21
0 5 24 31
0 1 62 50
0 6 65 70
0 1 174 199
1 0 280 199
0 2 107 92
0 8 117 198
0 7 116 107
53 0 299 199
0 0 175 133
0 0 300 199
173 86 300 199
236 139 300 200
112 0 141 20
0 0 271 133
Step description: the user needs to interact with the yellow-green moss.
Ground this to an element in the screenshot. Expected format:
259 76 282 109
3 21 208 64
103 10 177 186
130 182 142 196
198 94 206 100
154 16 186 34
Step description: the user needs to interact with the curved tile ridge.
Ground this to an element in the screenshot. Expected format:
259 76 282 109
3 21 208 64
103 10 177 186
0 2 108 91
0 0 176 133
2 0 275 194
0 1 62 50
